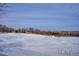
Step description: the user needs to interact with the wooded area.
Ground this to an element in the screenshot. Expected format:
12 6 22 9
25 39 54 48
0 24 79 37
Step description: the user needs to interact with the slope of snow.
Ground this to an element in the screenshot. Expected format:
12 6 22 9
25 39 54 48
0 33 79 56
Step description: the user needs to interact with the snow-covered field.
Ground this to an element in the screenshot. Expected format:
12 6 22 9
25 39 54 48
0 33 79 56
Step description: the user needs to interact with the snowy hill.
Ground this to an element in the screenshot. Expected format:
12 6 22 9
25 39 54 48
0 33 79 56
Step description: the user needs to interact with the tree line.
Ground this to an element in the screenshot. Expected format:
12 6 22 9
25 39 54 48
0 24 79 37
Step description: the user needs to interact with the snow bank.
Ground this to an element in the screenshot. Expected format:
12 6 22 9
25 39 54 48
0 33 79 56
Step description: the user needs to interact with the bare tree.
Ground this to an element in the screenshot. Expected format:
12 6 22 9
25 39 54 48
0 3 6 11
0 3 7 19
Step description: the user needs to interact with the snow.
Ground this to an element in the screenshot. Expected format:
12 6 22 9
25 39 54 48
0 33 79 56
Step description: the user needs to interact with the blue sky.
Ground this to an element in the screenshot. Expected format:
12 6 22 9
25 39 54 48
0 3 79 31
